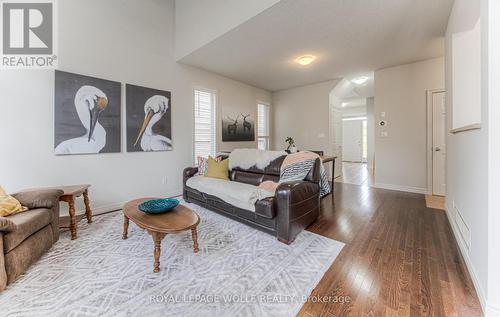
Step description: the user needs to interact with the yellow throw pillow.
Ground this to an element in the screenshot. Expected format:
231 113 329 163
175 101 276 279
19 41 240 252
205 156 229 180
0 186 28 217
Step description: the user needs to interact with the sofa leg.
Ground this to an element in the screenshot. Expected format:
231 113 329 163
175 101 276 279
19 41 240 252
277 237 291 245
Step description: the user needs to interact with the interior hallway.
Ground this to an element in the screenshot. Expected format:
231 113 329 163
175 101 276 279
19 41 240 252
335 162 374 186
301 183 482 316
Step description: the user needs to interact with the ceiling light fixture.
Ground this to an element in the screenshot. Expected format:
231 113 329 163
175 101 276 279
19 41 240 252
352 76 369 85
296 55 316 66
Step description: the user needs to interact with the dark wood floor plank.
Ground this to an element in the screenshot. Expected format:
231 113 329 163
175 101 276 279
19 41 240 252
298 183 482 317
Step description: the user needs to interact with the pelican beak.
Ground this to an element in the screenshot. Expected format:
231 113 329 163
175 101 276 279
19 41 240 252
88 107 101 142
134 110 154 146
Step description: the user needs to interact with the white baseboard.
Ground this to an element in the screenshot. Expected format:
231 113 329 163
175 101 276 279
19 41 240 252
67 191 183 217
373 183 427 194
444 202 487 314
91 201 127 216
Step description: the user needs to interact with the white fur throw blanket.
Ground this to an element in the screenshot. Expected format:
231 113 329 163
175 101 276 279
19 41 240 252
229 149 287 170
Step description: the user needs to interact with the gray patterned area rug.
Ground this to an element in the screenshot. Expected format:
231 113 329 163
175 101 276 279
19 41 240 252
0 200 344 317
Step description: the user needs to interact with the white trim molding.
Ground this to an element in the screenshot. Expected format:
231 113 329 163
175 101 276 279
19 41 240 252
426 89 446 195
64 191 183 217
450 123 481 134
373 183 427 194
444 202 487 313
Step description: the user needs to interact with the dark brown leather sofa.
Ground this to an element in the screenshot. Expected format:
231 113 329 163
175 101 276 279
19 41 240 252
183 156 321 244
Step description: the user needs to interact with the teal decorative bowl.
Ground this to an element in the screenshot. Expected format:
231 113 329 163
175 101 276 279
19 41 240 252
139 198 180 214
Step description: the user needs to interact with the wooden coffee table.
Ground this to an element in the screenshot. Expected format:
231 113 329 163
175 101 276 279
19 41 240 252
122 198 200 273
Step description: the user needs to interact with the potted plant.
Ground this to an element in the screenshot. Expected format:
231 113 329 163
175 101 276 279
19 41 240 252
285 137 297 153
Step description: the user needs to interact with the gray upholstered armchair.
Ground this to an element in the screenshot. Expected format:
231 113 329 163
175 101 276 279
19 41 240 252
0 189 63 291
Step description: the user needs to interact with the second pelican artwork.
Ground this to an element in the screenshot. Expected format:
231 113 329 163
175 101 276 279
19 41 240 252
126 84 172 152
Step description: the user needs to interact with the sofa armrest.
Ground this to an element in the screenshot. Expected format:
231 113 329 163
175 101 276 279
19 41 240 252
0 217 17 232
183 167 199 201
275 181 320 244
12 189 64 210
13 189 63 243
183 167 199 183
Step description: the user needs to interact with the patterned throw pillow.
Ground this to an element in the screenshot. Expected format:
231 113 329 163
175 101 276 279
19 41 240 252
197 156 221 176
0 186 28 217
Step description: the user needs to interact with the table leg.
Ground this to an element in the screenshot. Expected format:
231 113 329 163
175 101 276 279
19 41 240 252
148 231 166 273
68 197 77 240
331 159 335 194
83 189 93 224
191 227 199 253
122 215 129 240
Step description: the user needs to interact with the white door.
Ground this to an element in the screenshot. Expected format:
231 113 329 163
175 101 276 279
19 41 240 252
331 107 343 178
432 92 446 196
342 119 363 162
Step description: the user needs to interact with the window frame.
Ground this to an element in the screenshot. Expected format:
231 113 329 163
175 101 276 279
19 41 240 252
257 101 270 150
193 87 218 165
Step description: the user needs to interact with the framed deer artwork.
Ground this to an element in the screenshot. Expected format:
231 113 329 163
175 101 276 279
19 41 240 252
221 112 255 142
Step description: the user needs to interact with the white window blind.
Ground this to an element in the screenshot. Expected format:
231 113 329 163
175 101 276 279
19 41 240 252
257 103 270 150
194 89 216 164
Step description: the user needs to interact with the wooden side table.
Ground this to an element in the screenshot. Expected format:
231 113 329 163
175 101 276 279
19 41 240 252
58 185 93 240
24 184 93 240
320 155 337 193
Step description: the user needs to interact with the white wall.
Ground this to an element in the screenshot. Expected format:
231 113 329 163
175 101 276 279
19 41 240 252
175 0 280 60
272 80 338 152
445 0 500 314
366 97 375 169
0 0 270 215
271 80 339 179
445 0 489 309
374 58 444 193
486 0 500 314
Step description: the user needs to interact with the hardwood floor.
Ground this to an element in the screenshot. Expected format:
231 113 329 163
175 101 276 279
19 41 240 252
335 162 374 186
62 183 481 316
425 195 446 210
300 183 482 317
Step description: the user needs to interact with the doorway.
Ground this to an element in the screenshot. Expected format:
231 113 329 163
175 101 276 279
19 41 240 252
427 90 446 196
342 117 367 162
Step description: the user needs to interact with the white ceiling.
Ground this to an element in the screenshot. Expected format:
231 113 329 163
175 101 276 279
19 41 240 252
178 0 453 92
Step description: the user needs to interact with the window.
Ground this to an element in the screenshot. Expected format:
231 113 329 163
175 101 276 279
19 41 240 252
257 103 270 150
194 88 216 164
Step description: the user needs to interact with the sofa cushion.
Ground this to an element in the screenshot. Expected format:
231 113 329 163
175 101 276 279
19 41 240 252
255 197 276 219
231 170 264 186
186 176 274 211
12 189 63 210
3 208 53 253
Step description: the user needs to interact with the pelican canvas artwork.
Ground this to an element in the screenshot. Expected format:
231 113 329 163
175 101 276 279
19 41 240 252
221 112 255 142
54 71 121 155
126 84 172 152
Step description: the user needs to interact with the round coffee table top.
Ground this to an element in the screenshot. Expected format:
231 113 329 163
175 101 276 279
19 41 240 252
123 198 200 233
